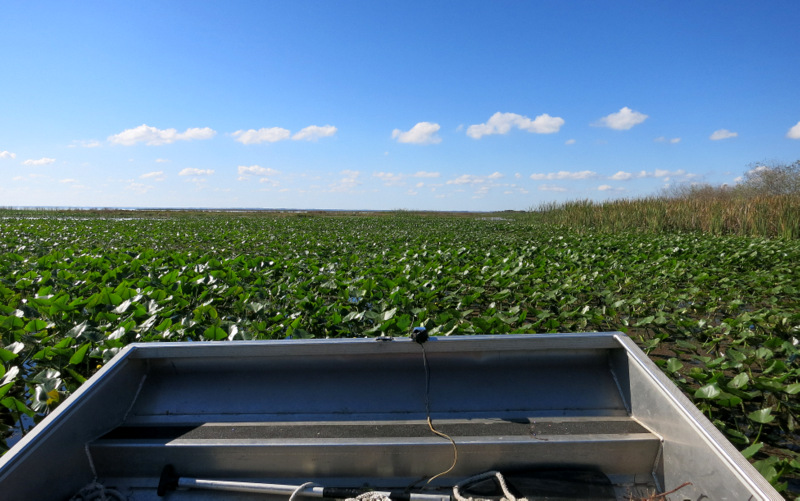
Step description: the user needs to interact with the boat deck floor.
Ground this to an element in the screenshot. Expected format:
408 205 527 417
87 416 663 500
98 416 652 441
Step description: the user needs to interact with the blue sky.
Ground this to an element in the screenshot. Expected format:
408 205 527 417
1 1 799 211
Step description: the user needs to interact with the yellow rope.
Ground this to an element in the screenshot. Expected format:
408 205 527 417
426 415 458 483
420 342 458 484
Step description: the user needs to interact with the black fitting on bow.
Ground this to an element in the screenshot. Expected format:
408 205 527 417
410 326 429 344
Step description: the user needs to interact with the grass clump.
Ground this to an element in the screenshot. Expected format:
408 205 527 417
529 160 800 239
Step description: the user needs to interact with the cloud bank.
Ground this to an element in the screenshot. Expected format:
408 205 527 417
467 112 564 139
232 125 338 144
538 184 567 192
238 165 280 177
292 125 337 141
140 171 165 180
23 157 56 166
609 169 688 181
232 127 291 145
530 170 596 180
109 125 216 146
179 168 214 176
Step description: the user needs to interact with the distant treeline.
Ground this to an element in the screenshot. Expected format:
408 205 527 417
529 160 800 239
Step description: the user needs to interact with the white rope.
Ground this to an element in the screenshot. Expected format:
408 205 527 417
452 471 528 501
345 492 392 501
69 482 125 501
289 482 319 501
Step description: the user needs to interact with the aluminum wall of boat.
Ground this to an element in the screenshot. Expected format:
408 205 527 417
612 334 780 500
0 344 147 501
119 334 630 426
89 333 640 483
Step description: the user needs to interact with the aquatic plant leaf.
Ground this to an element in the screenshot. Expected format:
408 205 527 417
1 397 35 417
0 349 18 363
69 343 90 365
695 383 721 400
784 382 800 394
666 358 683 373
728 373 749 389
747 407 775 424
67 321 88 338
203 325 227 340
741 441 763 459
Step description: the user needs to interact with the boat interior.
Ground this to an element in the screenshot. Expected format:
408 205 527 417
0 334 775 500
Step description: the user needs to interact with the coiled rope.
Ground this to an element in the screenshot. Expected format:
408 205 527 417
452 471 528 501
68 482 125 501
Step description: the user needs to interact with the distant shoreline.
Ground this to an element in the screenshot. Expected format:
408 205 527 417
0 206 524 215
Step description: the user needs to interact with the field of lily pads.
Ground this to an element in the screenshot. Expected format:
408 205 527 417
1 210 799 494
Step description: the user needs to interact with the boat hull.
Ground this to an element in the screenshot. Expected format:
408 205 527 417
0 333 780 500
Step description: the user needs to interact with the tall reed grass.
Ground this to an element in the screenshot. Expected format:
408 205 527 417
529 192 800 239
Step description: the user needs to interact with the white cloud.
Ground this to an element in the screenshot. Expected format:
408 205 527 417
126 182 154 194
330 170 361 192
598 185 626 192
109 125 216 146
609 169 688 181
23 157 56 166
610 171 634 181
238 165 279 177
231 127 291 145
292 125 337 141
504 184 529 195
654 136 680 144
155 158 169 163
530 170 596 180
60 178 77 184
710 129 738 141
467 112 564 139
373 172 405 186
593 107 648 130
140 171 165 181
258 177 280 188
786 121 800 139
413 171 440 178
179 168 214 176
69 139 101 148
392 122 442 144
447 174 485 185
565 139 576 145
444 172 507 199
538 184 567 192
0 151 16 159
